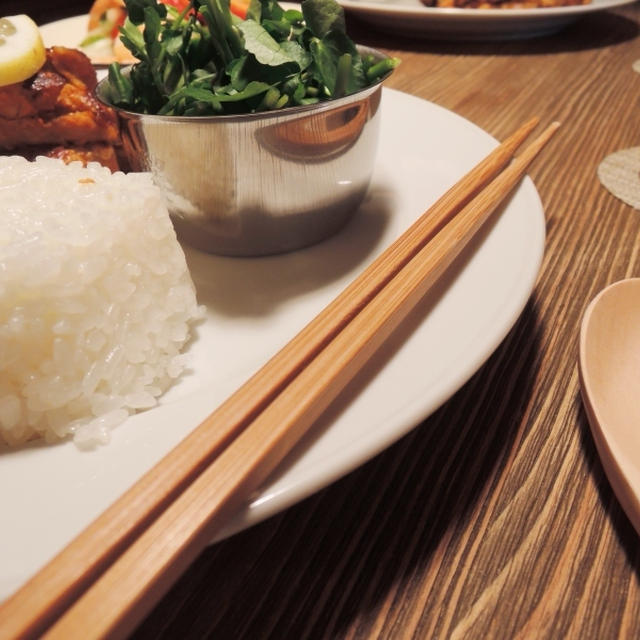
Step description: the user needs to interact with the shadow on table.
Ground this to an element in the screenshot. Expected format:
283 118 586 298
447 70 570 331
348 11 638 55
130 303 541 640
575 400 640 576
129 221 549 638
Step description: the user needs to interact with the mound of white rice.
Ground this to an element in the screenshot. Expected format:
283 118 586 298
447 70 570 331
0 156 203 447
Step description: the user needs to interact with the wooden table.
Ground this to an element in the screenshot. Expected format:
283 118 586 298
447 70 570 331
8 1 640 637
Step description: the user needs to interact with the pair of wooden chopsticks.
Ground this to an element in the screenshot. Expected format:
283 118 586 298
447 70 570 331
0 117 558 640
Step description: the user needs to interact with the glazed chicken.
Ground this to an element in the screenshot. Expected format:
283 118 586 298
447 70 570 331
0 47 121 170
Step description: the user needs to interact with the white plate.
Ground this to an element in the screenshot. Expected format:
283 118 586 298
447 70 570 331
0 87 545 601
338 0 636 39
38 0 637 48
40 15 92 54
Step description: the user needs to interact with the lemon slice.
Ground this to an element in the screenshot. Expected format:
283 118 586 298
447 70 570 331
0 15 46 87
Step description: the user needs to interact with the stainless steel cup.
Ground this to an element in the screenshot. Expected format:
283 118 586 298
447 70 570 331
96 47 389 256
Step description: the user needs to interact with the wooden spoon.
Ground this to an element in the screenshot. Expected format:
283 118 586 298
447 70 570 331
579 278 640 534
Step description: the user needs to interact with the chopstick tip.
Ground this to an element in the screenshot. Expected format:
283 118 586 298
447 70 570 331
546 121 561 138
521 116 540 134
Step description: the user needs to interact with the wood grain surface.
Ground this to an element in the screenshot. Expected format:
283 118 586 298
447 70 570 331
9 1 640 638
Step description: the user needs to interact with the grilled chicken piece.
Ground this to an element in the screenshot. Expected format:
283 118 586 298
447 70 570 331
47 46 98 89
9 142 121 172
0 111 118 149
0 47 119 154
45 143 121 172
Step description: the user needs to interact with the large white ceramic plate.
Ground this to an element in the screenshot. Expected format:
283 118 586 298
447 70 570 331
338 0 636 39
0 82 546 600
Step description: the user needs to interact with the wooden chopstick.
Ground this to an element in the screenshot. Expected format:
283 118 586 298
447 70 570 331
0 117 547 640
40 120 559 639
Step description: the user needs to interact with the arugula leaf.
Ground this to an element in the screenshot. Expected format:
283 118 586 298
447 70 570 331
280 40 312 71
118 17 147 61
246 0 262 21
261 17 293 39
126 0 167 24
258 0 286 21
198 2 235 65
237 20 298 67
227 55 249 90
301 0 345 38
107 63 134 105
143 6 163 58
308 38 336 95
164 32 184 56
211 80 272 101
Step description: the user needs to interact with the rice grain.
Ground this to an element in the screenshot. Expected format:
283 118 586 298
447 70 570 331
0 156 202 447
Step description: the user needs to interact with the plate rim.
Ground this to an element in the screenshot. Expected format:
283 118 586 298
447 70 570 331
3 19 547 598
0 86 546 600
215 87 546 539
337 0 636 19
39 0 636 46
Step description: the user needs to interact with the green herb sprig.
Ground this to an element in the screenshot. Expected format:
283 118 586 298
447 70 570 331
106 0 399 115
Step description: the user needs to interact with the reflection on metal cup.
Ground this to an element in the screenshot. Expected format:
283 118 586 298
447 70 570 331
97 47 390 256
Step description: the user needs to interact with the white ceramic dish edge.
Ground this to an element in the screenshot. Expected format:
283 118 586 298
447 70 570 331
3 16 547 600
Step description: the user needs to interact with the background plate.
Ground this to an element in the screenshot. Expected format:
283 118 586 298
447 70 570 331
38 0 637 47
40 14 96 58
337 0 636 39
0 86 545 601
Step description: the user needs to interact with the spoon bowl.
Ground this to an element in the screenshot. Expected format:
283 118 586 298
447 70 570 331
579 278 640 534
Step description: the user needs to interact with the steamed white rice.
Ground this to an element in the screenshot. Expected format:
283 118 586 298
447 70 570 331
0 156 202 447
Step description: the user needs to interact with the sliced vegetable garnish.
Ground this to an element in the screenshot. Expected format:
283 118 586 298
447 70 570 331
0 14 46 87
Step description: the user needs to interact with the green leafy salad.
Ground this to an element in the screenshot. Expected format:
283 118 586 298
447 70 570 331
106 0 399 116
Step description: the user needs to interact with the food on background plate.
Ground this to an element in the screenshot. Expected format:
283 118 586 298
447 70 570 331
84 0 137 64
0 156 203 448
82 0 250 64
0 24 122 171
424 0 589 6
102 0 398 116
